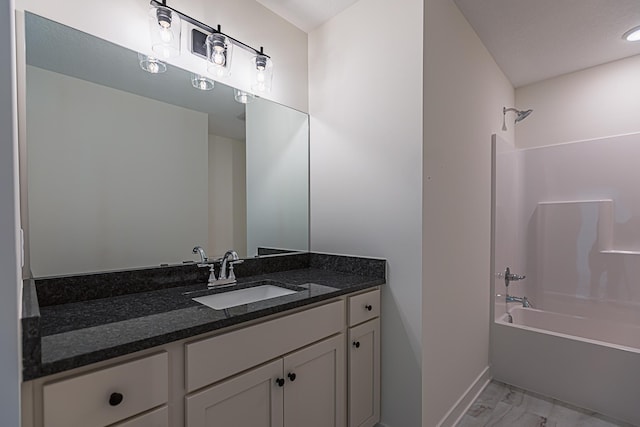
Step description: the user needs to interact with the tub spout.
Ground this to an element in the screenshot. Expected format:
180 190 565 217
506 295 533 308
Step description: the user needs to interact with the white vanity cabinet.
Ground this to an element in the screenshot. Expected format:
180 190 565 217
22 288 381 427
186 334 345 427
347 289 381 427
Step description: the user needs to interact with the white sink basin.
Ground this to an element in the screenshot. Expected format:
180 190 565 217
193 285 297 310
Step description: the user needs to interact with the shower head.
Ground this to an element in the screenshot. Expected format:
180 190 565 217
502 107 533 131
515 109 533 122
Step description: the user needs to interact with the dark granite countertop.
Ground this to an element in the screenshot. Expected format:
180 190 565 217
22 253 385 380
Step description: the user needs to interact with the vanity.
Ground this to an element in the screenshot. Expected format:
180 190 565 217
21 252 384 427
18 10 382 427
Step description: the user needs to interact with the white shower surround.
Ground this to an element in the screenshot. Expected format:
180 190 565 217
496 132 640 320
491 133 640 425
520 133 640 318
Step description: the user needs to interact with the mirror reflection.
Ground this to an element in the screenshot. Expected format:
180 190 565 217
24 13 309 277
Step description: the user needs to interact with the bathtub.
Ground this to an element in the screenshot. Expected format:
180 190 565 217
492 306 640 425
502 306 640 350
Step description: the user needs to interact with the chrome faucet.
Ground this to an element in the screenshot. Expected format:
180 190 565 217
219 250 243 281
195 249 244 287
193 246 218 286
192 246 208 263
501 266 531 307
506 295 532 308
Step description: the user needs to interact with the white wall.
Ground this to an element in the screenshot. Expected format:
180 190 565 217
27 66 208 276
246 99 309 257
208 134 247 258
515 54 640 149
309 0 423 425
15 0 308 113
0 0 22 425
423 0 514 425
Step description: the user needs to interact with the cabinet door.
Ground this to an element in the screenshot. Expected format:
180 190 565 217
283 334 345 427
185 359 284 427
348 318 380 427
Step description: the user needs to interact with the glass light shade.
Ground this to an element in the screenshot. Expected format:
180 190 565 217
149 5 181 58
191 74 215 91
251 54 273 93
138 53 167 74
206 33 233 78
233 89 257 104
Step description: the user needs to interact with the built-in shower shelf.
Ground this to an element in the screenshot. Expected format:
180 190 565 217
600 250 640 255
538 200 640 255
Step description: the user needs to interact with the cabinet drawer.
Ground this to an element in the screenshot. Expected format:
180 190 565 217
186 300 345 392
43 352 168 427
349 289 380 327
112 406 169 427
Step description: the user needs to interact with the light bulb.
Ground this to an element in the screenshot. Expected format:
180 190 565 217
212 51 225 66
159 27 174 43
148 62 160 74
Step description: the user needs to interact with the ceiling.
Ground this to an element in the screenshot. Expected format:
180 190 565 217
454 0 640 87
258 0 640 88
256 0 360 32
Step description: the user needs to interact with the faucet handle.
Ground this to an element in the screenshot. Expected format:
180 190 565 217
504 267 525 287
228 260 243 281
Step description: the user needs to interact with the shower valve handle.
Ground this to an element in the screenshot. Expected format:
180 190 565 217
504 267 525 287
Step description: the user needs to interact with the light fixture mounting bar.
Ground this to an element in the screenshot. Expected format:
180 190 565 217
150 0 270 58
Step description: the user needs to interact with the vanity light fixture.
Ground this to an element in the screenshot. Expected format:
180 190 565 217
251 48 273 93
149 0 273 92
148 4 181 58
138 53 167 74
191 73 215 91
234 89 257 104
206 32 233 78
623 25 640 42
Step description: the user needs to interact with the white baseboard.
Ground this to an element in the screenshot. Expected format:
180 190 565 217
437 366 492 427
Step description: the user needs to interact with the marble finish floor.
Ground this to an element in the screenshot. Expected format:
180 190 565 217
457 381 636 427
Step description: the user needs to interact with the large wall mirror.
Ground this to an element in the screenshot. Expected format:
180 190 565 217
23 13 309 277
